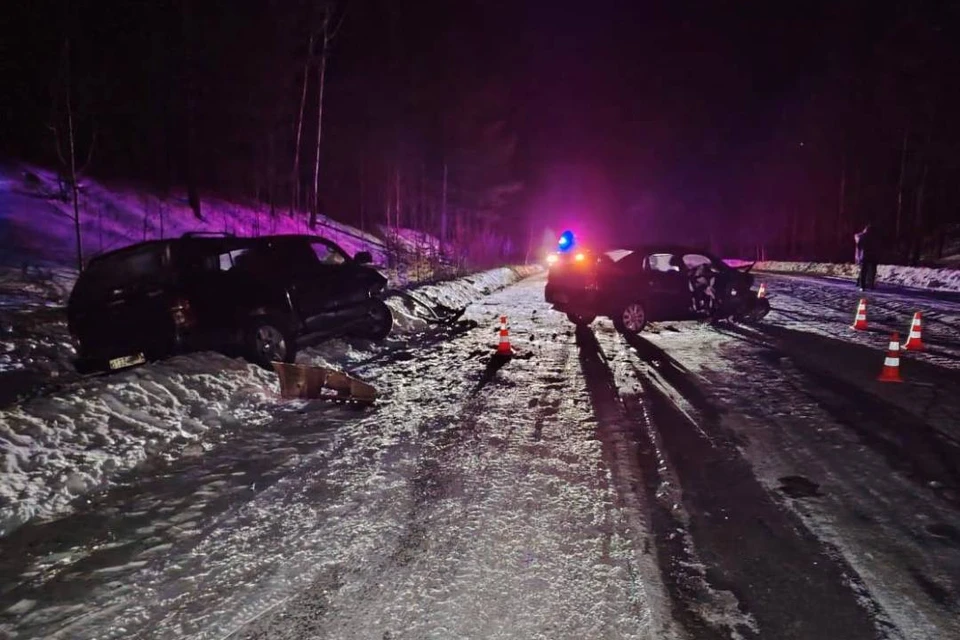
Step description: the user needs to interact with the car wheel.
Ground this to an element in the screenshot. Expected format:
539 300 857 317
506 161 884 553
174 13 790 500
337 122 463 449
615 302 647 334
247 317 295 369
566 311 596 327
743 297 771 323
354 300 393 341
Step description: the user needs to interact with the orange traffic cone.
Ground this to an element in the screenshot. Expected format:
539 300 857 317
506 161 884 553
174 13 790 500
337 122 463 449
903 312 924 351
496 315 513 356
757 283 767 299
851 298 868 330
877 332 903 383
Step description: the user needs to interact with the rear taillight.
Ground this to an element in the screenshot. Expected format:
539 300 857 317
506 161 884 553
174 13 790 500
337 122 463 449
170 298 195 328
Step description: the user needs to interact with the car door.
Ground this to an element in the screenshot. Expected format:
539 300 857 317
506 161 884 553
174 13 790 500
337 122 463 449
306 238 361 311
683 252 721 315
265 238 337 328
642 252 692 318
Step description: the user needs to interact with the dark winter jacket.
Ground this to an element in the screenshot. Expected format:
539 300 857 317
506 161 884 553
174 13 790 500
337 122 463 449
854 229 875 265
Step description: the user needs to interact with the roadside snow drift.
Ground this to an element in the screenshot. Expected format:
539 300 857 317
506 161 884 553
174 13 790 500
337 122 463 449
385 265 542 333
750 260 960 292
0 354 277 536
0 267 539 537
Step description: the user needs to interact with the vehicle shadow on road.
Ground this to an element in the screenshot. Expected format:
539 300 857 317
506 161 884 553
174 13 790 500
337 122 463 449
618 330 724 423
573 324 884 640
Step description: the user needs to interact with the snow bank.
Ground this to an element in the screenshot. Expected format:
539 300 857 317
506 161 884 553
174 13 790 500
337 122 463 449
385 265 542 333
1 163 390 271
749 261 960 292
0 265 541 537
0 354 277 536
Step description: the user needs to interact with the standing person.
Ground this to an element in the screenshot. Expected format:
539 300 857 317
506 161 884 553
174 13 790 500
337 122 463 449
854 224 877 290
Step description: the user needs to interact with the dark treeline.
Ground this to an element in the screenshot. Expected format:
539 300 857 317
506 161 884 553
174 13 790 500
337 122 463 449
1 0 526 265
2 1 959 265
721 1 960 264
611 1 960 265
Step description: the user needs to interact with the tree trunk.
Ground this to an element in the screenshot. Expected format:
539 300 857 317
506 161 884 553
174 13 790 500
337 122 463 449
911 162 928 264
837 153 846 255
58 38 83 272
394 166 401 231
291 32 313 217
309 11 330 229
441 161 448 252
180 0 202 220
895 126 909 242
358 159 366 234
64 39 84 272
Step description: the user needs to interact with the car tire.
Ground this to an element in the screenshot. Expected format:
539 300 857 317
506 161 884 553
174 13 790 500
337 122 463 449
742 297 771 323
246 317 296 369
566 311 596 327
614 302 647 334
354 300 393 341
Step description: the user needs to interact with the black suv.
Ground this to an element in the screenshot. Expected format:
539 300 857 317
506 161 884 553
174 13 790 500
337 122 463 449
67 233 392 372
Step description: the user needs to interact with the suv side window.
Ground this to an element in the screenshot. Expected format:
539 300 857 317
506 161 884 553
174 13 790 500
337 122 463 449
217 249 248 272
311 240 347 265
230 244 281 278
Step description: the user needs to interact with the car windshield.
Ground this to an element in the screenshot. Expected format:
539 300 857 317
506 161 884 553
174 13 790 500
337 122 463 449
683 254 713 269
647 253 680 272
78 244 169 295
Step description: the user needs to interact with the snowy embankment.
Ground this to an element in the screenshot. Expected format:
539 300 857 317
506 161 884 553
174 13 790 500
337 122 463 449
742 260 960 292
0 163 390 270
0 265 541 537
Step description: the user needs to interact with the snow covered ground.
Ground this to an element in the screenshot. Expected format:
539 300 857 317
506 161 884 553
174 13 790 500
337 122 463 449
0 274 673 640
626 272 960 639
0 265 539 538
2 269 960 639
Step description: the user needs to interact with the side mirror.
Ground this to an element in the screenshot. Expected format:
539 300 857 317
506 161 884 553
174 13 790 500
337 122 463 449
354 251 373 265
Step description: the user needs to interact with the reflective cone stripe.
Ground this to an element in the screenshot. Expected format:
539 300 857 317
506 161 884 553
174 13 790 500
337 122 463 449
757 283 767 299
878 332 903 383
851 298 868 330
497 315 513 355
903 312 924 351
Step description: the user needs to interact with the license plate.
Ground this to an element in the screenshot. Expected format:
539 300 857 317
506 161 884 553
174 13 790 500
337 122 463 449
109 353 146 370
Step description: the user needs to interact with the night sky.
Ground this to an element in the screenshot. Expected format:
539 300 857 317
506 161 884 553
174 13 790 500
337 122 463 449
2 0 958 260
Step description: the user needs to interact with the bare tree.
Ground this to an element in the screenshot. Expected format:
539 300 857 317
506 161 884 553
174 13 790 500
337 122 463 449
309 4 335 228
178 0 202 220
290 31 314 216
50 37 96 272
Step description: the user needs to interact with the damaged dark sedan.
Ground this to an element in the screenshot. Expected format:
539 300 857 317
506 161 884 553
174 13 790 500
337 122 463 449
544 245 770 332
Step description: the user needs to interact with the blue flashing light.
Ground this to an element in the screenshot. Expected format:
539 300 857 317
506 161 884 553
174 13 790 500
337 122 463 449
558 230 575 252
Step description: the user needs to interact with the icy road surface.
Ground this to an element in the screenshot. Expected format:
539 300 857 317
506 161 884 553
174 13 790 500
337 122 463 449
2 272 960 639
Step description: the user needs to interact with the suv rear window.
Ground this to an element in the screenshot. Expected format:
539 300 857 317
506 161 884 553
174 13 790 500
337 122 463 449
77 244 169 295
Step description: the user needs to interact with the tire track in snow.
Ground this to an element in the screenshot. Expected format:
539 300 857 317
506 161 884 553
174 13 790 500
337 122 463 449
588 326 890 640
575 325 750 640
762 274 960 346
717 323 960 509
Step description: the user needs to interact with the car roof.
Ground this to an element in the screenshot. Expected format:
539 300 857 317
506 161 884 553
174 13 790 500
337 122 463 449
614 244 714 256
85 233 333 266
85 239 176 266
604 244 718 261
